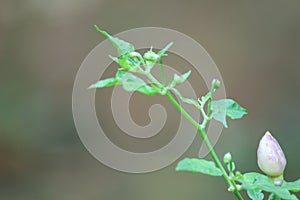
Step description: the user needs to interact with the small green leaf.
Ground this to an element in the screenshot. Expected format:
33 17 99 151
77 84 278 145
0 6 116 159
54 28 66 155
268 193 298 200
268 193 276 200
237 172 269 184
211 99 248 128
121 73 146 91
169 70 191 88
88 69 128 89
266 193 297 200
211 101 227 128
225 99 248 119
247 189 264 200
88 77 120 89
176 158 223 176
257 184 293 200
235 171 243 179
171 88 200 109
109 55 119 63
158 42 174 56
121 73 156 96
284 194 299 200
282 179 300 192
291 195 299 200
94 25 134 56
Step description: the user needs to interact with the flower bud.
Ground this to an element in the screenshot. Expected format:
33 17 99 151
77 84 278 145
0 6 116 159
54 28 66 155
212 79 221 90
143 51 160 62
223 152 232 164
257 131 286 181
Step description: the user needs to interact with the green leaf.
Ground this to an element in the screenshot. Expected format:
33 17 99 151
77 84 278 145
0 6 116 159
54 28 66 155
236 172 269 190
266 193 297 200
268 193 276 200
176 158 223 176
88 77 120 89
224 99 248 119
211 99 248 128
291 195 299 200
282 179 300 192
257 184 293 200
94 25 134 56
158 42 174 56
88 69 128 89
171 88 200 109
121 73 156 96
211 100 227 128
247 189 264 200
121 73 146 91
169 70 191 88
237 172 295 200
109 55 119 63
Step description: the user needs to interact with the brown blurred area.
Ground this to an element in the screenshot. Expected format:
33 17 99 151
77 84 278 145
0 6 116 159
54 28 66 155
1 0 300 199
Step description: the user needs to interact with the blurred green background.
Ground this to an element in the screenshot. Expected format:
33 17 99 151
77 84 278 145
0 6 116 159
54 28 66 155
1 0 300 199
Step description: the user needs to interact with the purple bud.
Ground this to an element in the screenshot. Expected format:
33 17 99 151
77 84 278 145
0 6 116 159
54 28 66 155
257 131 286 178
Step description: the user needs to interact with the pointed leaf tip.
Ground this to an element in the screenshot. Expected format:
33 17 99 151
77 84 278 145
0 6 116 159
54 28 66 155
88 77 120 89
211 99 247 128
169 70 191 88
94 25 134 56
158 42 174 56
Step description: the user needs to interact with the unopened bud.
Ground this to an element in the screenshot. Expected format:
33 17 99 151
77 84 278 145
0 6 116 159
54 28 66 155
223 152 232 164
143 51 160 62
212 79 221 90
257 131 286 184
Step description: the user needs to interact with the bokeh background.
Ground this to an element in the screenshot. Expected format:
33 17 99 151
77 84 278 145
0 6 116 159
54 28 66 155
1 0 300 199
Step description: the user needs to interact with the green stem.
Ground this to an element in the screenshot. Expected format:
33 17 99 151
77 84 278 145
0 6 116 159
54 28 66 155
229 171 242 194
207 98 212 116
165 91 244 200
199 97 211 128
144 72 165 93
159 59 166 86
